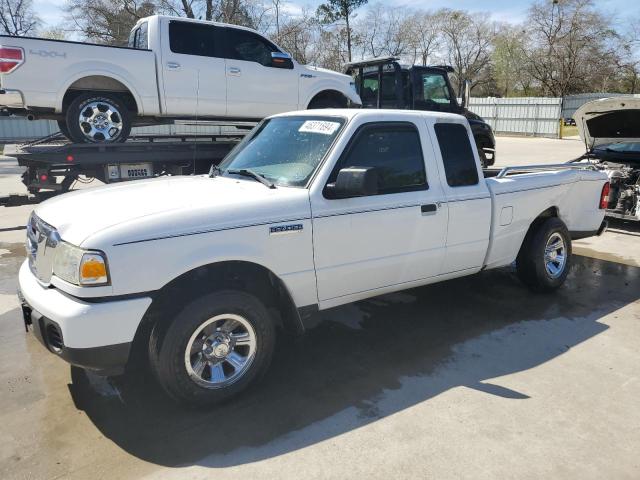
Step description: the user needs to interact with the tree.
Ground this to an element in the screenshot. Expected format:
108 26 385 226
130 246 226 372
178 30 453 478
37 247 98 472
0 0 40 36
65 0 156 44
356 3 414 59
616 19 640 93
407 10 444 66
316 0 367 62
273 8 318 64
492 25 534 96
524 0 618 96
439 9 495 94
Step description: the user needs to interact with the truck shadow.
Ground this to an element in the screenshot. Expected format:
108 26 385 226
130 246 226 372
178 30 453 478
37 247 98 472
68 255 639 468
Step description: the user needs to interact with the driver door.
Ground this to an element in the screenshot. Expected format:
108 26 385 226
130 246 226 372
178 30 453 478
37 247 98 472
310 120 448 303
412 69 457 113
223 27 299 118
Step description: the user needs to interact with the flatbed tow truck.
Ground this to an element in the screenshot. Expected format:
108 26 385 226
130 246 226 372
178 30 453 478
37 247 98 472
1 127 246 206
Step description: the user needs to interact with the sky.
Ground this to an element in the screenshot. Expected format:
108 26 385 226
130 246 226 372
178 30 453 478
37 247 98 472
32 0 640 32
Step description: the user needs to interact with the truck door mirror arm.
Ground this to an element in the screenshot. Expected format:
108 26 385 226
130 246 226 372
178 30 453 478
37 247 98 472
324 167 379 199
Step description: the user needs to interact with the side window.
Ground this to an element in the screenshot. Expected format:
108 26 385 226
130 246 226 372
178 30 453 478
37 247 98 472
137 22 148 49
358 72 410 107
434 123 479 187
333 123 428 195
421 73 451 104
169 21 219 57
128 27 139 48
225 28 277 66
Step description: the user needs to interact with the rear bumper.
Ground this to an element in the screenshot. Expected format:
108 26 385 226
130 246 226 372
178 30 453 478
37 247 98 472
0 88 25 111
17 261 152 375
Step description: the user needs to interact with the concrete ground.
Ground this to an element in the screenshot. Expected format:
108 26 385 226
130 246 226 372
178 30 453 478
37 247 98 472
1 136 639 479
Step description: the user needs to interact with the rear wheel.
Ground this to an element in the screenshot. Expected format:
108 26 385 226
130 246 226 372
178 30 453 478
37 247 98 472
148 290 276 407
57 120 71 140
65 93 131 144
516 217 572 292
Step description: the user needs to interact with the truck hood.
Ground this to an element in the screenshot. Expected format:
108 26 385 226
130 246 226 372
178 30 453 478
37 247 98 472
34 175 311 247
574 97 640 150
302 64 354 83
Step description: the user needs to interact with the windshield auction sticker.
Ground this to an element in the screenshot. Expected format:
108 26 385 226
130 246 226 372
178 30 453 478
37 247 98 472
299 120 341 135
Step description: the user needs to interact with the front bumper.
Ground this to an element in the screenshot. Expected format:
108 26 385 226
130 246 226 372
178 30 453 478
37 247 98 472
18 261 152 375
0 88 25 112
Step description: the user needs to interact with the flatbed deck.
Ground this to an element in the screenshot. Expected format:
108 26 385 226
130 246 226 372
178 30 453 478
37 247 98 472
2 132 245 202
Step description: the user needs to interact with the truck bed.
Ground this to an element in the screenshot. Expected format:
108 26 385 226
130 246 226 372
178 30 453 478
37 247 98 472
0 35 158 116
481 164 607 270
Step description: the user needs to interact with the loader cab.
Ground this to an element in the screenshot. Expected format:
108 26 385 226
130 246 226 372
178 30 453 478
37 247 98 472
346 57 496 167
347 57 461 112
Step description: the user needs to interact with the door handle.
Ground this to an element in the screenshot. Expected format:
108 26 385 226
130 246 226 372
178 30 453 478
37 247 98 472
167 62 181 70
421 204 438 215
228 67 241 75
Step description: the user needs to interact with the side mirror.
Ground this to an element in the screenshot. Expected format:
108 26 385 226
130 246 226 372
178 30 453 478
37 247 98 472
325 167 378 199
271 52 294 69
460 79 471 110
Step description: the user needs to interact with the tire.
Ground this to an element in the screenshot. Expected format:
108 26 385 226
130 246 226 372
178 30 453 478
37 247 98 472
57 120 71 140
148 289 276 407
477 147 488 168
65 93 131 144
516 217 572 293
308 95 346 109
59 174 77 193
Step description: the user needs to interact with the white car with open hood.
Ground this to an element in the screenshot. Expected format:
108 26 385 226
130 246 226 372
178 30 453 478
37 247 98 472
18 109 609 406
572 97 640 221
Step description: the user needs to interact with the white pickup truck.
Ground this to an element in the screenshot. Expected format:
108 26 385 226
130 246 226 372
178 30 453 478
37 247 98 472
18 110 608 406
0 15 360 143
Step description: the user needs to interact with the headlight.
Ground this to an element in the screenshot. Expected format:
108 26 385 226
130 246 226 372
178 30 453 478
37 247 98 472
52 242 110 286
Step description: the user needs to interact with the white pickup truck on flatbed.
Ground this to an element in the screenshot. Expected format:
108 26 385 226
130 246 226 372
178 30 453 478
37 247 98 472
18 109 609 406
0 15 360 143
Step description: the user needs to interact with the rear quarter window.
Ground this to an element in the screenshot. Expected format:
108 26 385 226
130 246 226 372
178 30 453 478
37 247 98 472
434 123 479 187
128 22 148 49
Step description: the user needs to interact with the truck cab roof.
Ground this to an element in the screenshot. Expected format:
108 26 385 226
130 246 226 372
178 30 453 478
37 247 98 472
272 108 467 124
345 56 455 74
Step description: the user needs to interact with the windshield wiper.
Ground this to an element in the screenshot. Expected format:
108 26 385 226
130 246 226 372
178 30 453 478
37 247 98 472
227 168 276 189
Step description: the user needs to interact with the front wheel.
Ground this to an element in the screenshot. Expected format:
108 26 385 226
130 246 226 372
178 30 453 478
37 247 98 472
65 93 131 144
308 95 347 109
148 290 276 407
516 217 572 292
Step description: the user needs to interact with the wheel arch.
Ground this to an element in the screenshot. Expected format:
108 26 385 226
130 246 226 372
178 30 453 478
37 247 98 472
306 89 350 109
517 206 561 254
58 73 142 115
129 260 305 367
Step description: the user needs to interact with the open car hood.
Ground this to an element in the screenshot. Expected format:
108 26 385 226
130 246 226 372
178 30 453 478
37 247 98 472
574 97 640 150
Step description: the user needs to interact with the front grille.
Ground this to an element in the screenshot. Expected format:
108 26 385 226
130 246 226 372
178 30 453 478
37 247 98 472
46 323 64 351
26 213 59 285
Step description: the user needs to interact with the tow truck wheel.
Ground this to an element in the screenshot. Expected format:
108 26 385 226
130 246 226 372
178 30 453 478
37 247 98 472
148 289 276 407
516 217 572 292
65 93 131 144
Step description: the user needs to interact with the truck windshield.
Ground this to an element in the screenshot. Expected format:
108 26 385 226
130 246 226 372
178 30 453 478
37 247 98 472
218 116 346 187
